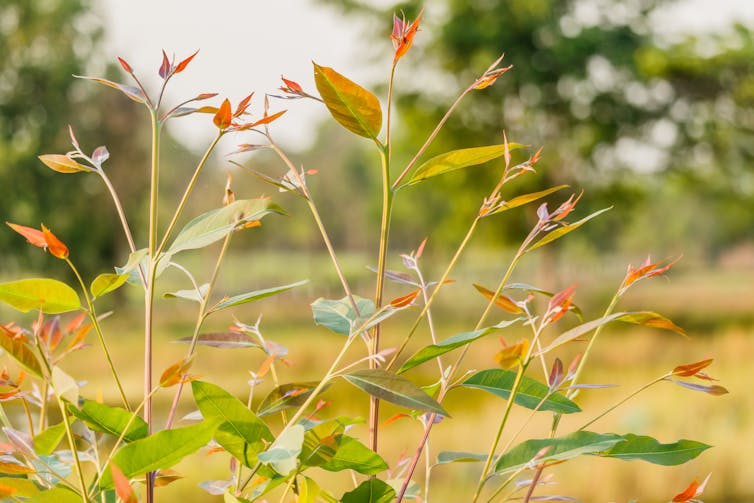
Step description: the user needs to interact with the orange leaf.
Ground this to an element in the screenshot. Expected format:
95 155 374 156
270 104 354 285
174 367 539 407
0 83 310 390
672 478 699 502
38 154 91 174
174 49 199 74
390 289 420 308
153 469 184 487
380 413 409 429
473 284 522 314
6 222 46 248
281 76 304 94
111 463 137 503
494 339 529 369
159 357 194 387
392 9 423 64
257 352 278 378
41 225 69 259
0 482 17 497
474 65 513 90
234 92 254 117
673 358 713 377
213 99 232 129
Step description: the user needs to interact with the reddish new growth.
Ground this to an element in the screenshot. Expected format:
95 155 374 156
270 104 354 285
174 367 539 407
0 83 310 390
391 9 423 64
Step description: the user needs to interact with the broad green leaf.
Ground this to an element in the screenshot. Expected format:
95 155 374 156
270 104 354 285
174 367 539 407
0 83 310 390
33 423 67 455
491 185 570 214
0 279 80 314
313 63 382 139
599 434 710 466
68 399 148 442
321 436 387 474
192 381 273 467
209 280 308 313
38 154 93 174
167 199 284 254
494 431 624 474
163 284 208 303
90 273 128 298
175 332 259 349
342 369 449 416
28 487 81 503
258 424 304 476
406 144 525 186
527 207 611 252
462 369 580 414
100 418 222 488
0 477 39 497
341 478 395 503
258 382 322 417
436 451 488 464
311 295 375 336
51 367 78 403
399 319 523 373
0 325 43 377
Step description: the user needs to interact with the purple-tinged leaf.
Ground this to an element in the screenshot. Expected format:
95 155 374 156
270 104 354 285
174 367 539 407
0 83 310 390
74 75 146 104
159 49 171 79
670 380 729 395
92 146 109 166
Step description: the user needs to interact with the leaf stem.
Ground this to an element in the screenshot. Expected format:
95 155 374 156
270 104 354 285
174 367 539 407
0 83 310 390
577 374 667 432
56 396 89 502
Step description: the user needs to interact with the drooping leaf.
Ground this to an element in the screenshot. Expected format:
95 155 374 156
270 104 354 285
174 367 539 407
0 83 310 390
257 424 304 476
0 278 80 314
342 369 448 416
613 311 686 336
494 431 624 474
192 381 273 468
341 478 395 503
670 380 729 395
399 319 523 373
527 207 612 252
209 280 308 313
436 451 488 464
462 369 581 414
90 273 129 299
0 325 43 377
406 144 524 186
175 332 259 349
74 75 147 103
258 382 322 417
321 436 387 474
598 434 710 466
33 423 67 455
37 154 93 174
311 296 376 336
313 63 382 140
167 199 283 254
473 284 523 314
68 400 148 443
99 418 222 488
491 185 570 214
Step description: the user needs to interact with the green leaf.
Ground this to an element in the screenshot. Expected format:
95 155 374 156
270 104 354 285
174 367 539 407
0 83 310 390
0 477 39 497
163 284 208 303
209 280 308 313
33 423 67 455
399 319 523 373
28 487 82 503
311 296 376 336
0 325 43 377
342 369 449 416
167 199 284 254
297 476 322 503
100 418 222 488
0 278 81 314
192 381 273 467
526 207 611 252
313 62 382 140
321 436 387 474
258 382 322 417
491 185 569 214
68 399 148 443
462 369 580 414
341 478 395 503
436 451 488 464
599 434 710 466
258 424 304 476
90 273 128 299
406 144 525 186
494 431 624 474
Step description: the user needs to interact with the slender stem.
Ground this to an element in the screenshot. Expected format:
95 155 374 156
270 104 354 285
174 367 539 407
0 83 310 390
396 415 434 501
66 258 130 410
38 382 48 431
21 399 34 437
386 64 397 163
56 396 89 501
578 375 667 432
521 465 544 503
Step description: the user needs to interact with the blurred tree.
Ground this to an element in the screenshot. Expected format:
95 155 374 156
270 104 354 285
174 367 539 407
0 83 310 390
316 0 754 259
0 0 151 278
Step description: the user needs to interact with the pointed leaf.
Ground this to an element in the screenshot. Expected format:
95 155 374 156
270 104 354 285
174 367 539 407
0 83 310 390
168 199 283 254
33 423 67 455
175 49 199 74
68 400 148 442
341 478 395 503
176 332 259 349
0 325 43 377
321 436 387 474
74 76 146 103
599 434 710 465
163 284 208 303
406 144 524 186
614 311 686 336
342 369 448 416
111 463 137 503
313 63 382 139
41 225 68 259
159 50 171 79
209 280 308 313
491 185 570 214
90 273 128 299
473 284 523 314
37 154 92 174
258 382 322 417
527 207 612 252
494 431 624 474
311 296 376 336
462 369 580 414
6 222 46 248
0 279 80 314
99 418 222 488
436 451 488 464
214 98 232 129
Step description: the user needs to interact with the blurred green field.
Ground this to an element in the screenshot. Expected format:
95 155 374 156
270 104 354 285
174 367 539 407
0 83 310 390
1 250 752 502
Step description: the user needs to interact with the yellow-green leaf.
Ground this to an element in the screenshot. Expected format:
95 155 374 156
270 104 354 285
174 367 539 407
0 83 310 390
0 278 81 314
491 185 569 214
90 273 128 298
406 144 525 186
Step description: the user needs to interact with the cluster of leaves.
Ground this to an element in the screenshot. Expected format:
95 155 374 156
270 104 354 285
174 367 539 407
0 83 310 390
0 8 727 503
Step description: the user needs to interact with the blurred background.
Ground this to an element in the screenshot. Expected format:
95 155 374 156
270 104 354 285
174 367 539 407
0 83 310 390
0 0 753 501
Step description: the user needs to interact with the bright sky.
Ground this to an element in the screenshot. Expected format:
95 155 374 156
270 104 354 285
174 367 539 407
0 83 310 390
96 0 754 152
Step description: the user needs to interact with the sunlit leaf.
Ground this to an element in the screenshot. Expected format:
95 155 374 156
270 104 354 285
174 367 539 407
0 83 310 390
614 311 686 336
99 418 223 488
174 49 199 74
213 98 232 129
342 369 448 416
406 144 524 186
37 154 93 174
313 63 382 140
68 399 148 442
491 186 570 214
494 339 529 369
74 75 146 103
33 423 66 455
209 280 308 313
0 325 43 377
175 332 259 349
599 434 710 465
527 207 611 252
462 369 581 414
26 487 81 502
391 10 422 64
90 273 128 299
40 225 68 259
6 222 47 248
51 366 78 403
672 358 714 377
494 431 624 474
258 382 322 417
671 380 729 395
159 357 193 387
311 296 376 336
258 424 304 476
341 478 395 503
0 460 34 475
0 279 80 314
111 464 137 503
321 436 387 474
0 477 39 497
473 284 522 313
